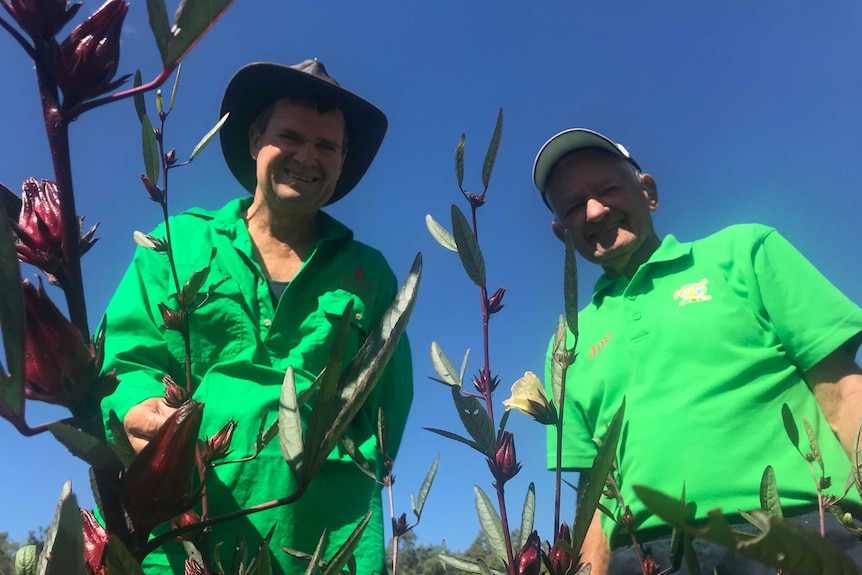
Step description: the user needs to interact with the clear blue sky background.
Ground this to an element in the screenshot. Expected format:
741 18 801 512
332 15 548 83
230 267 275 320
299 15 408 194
2 0 862 556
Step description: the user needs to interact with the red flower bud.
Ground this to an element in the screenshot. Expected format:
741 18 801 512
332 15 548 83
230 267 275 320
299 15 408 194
487 286 505 315
392 512 408 537
515 531 543 575
548 523 574 575
158 302 187 333
171 509 205 542
162 374 188 409
467 191 486 209
0 0 81 39
184 558 206 575
51 0 130 106
12 178 98 285
140 174 165 204
23 279 115 417
121 400 204 539
203 418 237 464
165 149 177 166
487 430 521 487
81 508 108 575
641 553 661 575
472 366 499 395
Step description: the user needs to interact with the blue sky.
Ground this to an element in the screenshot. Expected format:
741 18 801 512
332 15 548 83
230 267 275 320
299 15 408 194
2 0 862 556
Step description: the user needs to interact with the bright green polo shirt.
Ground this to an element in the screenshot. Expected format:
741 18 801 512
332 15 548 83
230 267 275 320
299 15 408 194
101 197 413 574
547 224 862 545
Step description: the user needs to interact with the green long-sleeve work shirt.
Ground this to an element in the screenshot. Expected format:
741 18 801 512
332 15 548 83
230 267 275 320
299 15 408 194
101 197 413 574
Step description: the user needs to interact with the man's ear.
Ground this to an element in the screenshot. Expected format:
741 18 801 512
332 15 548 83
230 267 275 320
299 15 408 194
641 173 659 212
248 125 261 160
551 220 567 244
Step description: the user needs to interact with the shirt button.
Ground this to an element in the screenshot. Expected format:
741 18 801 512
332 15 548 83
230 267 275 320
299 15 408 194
627 295 636 301
633 313 642 321
355 313 362 321
263 319 272 327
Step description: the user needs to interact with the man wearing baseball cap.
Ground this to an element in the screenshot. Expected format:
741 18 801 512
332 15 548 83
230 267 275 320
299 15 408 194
534 128 862 573
100 59 413 574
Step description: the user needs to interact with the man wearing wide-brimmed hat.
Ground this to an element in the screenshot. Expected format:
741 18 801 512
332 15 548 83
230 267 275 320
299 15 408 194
100 59 413 574
533 128 862 574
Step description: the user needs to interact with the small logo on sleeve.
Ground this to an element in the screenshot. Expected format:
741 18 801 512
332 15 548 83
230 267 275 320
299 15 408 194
674 278 712 306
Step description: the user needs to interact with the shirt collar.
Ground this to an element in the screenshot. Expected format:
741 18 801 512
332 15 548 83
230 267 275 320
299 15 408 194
591 234 692 302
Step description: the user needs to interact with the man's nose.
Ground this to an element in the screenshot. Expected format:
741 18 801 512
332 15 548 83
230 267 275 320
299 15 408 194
585 197 609 221
291 141 317 164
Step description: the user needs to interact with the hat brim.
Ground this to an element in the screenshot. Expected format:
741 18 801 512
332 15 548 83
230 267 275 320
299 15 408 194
532 128 640 194
219 62 388 204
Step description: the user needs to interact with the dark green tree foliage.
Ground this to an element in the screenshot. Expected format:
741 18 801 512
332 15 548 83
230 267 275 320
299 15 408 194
0 532 19 575
385 531 506 575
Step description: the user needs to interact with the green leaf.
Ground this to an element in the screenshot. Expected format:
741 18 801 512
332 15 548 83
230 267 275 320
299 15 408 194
759 465 783 519
473 485 507 564
106 410 136 467
103 536 145 575
179 258 212 312
165 0 235 67
169 63 182 112
38 481 86 575
302 529 327 575
563 231 579 342
412 453 439 519
244 524 276 575
320 511 372 575
481 108 503 189
635 485 860 575
451 386 495 455
145 0 171 63
257 416 278 453
571 398 625 560
141 114 160 186
14 545 37 575
459 348 470 386
48 422 123 475
450 204 486 287
278 366 304 479
496 409 510 445
315 254 421 478
454 133 466 188
425 214 458 253
518 482 535 549
802 416 824 473
430 341 461 387
438 554 505 575
781 403 800 452
155 89 164 115
550 314 567 408
340 434 378 482
0 198 23 418
132 70 146 122
669 483 687 570
189 112 229 161
424 427 486 455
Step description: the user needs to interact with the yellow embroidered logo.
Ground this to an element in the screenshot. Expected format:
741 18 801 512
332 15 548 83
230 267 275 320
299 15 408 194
674 278 712 306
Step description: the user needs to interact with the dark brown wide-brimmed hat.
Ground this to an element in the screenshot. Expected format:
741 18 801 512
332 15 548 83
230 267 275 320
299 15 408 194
219 59 388 204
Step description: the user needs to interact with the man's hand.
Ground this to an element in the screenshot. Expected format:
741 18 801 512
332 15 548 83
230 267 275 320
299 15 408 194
124 397 178 453
805 347 862 459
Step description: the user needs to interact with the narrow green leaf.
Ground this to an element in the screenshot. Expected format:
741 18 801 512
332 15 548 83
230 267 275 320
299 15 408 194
481 108 503 190
169 63 182 112
496 409 510 445
14 545 37 575
340 434 378 482
155 89 164 115
189 112 229 161
132 70 146 122
38 481 86 575
475 559 494 575
257 416 278 453
459 348 471 385
473 486 507 564
759 465 783 519
571 398 625 560
103 536 145 575
179 261 211 312
315 254 421 478
425 214 458 253
106 410 136 467
683 533 701 575
518 482 535 550
244 524 275 575
165 0 235 66
450 204 486 287
320 511 372 575
48 422 123 475
430 341 461 387
451 387 495 455
563 231 579 342
0 199 23 417
413 453 440 519
438 554 498 575
424 427 486 455
802 416 824 473
669 483 687 570
454 133 466 188
278 367 304 479
781 403 800 452
145 0 171 63
303 529 327 575
141 114 160 185
550 314 566 408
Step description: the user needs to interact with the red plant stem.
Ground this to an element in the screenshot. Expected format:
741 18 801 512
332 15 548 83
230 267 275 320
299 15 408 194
0 15 37 60
388 479 398 574
607 475 647 574
809 461 825 537
34 60 90 339
496 485 517 575
471 204 494 423
66 66 176 119
554 361 569 538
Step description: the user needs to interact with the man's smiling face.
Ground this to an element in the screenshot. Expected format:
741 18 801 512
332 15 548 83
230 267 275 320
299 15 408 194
545 148 659 278
249 97 346 216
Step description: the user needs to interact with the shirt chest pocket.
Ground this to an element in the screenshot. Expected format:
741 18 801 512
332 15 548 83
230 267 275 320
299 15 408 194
294 290 371 377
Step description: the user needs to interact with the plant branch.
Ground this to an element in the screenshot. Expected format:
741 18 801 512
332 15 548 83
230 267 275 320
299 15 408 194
66 65 176 119
554 360 569 537
495 485 516 575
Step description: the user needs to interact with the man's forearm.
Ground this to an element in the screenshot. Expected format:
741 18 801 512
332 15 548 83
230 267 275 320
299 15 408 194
579 509 610 575
805 348 862 458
